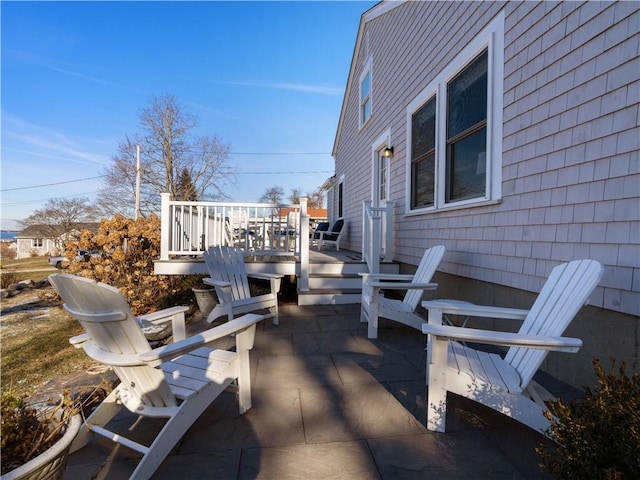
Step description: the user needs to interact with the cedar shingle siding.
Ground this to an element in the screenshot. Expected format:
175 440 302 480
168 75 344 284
334 1 638 385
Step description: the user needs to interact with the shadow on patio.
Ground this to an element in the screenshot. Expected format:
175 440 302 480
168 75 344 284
63 302 559 479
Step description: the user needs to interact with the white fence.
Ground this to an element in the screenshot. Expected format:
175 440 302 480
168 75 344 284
160 193 309 260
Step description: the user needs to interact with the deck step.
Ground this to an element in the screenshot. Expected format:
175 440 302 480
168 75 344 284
308 273 363 290
297 289 362 305
299 262 400 305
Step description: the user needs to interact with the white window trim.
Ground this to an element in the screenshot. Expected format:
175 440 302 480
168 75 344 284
359 56 373 129
371 129 392 206
405 10 504 215
337 174 345 219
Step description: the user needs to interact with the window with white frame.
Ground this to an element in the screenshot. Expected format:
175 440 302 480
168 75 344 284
359 58 372 128
31 238 43 248
378 153 388 202
406 12 503 213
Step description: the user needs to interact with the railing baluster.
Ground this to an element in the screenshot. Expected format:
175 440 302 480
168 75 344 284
161 199 311 258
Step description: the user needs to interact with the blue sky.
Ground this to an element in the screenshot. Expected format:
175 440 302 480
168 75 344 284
1 1 377 230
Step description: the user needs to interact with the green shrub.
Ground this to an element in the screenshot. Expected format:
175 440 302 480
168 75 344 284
537 358 640 479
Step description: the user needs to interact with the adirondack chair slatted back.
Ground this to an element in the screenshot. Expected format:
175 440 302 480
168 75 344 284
403 245 446 310
49 273 177 408
325 218 344 240
204 246 251 301
506 259 604 388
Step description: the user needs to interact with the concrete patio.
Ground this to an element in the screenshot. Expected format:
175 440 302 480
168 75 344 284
62 302 566 479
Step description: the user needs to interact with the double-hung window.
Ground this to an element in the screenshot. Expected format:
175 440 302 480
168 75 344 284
406 12 503 213
359 58 372 128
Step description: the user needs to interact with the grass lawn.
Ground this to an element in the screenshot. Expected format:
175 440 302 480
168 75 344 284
1 257 88 397
1 256 56 284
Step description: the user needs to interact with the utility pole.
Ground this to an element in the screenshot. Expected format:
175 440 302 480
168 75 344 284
135 145 141 220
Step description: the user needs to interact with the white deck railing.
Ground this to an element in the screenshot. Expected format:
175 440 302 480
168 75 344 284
362 201 394 274
160 193 309 261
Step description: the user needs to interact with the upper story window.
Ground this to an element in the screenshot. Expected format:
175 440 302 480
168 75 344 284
359 58 372 128
406 11 503 214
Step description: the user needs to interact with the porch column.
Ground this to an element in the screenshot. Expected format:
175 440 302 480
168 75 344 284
299 198 309 291
160 193 170 261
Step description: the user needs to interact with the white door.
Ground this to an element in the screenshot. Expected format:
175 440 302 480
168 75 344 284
372 130 391 255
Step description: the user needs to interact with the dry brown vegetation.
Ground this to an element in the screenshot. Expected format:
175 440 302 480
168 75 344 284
1 286 89 397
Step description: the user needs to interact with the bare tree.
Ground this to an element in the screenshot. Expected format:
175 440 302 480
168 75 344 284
259 186 285 204
306 188 325 209
21 198 97 250
289 188 303 204
260 186 325 207
96 94 237 217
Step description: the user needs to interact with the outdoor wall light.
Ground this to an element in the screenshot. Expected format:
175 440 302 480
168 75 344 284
383 146 394 158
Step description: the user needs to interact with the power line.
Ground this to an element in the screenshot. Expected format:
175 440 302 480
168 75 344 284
1 176 107 192
229 152 330 155
1 169 333 193
2 191 98 207
240 170 332 174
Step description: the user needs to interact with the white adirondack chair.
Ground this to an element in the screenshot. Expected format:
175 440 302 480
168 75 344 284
315 217 345 251
421 259 604 434
203 246 283 325
360 245 445 339
49 273 266 480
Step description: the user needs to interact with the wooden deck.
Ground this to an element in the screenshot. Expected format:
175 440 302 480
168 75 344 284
154 249 397 305
154 249 366 277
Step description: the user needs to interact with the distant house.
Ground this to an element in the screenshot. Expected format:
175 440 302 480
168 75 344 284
15 223 100 259
330 1 639 386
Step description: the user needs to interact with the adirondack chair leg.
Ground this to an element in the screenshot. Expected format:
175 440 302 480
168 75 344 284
269 277 281 326
130 380 235 480
427 336 448 432
360 277 371 324
235 325 257 413
367 287 380 339
206 302 232 324
170 312 186 341
425 307 447 431
70 386 124 453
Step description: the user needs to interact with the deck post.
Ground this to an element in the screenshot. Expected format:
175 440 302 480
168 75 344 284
383 201 394 263
371 209 381 274
299 198 310 292
160 193 171 261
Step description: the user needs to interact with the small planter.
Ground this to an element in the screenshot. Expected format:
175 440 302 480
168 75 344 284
192 288 217 316
1 411 82 480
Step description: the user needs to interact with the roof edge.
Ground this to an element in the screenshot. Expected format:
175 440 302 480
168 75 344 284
331 0 407 158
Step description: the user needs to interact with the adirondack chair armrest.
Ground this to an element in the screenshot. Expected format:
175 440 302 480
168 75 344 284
368 281 438 290
202 277 234 304
248 272 283 295
202 277 231 288
359 273 416 281
69 332 90 347
248 272 284 280
422 300 529 320
317 230 340 239
70 334 147 366
139 313 268 367
138 306 189 324
421 323 583 353
138 306 190 341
